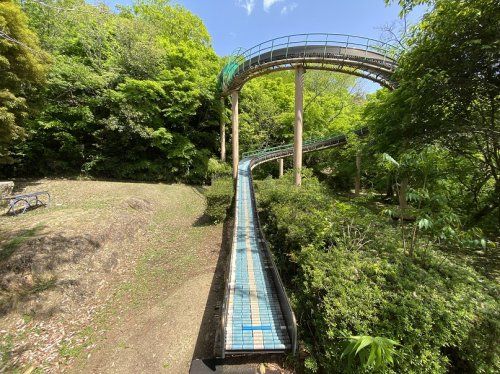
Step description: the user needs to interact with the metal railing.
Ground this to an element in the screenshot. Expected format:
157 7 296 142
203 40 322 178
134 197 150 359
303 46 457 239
242 133 348 159
218 33 402 93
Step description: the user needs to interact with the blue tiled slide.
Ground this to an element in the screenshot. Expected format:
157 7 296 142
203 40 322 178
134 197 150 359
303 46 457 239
220 133 360 357
224 160 291 352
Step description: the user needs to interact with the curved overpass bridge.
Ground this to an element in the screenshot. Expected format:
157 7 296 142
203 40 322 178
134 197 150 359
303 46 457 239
217 33 399 186
217 34 399 359
218 33 399 95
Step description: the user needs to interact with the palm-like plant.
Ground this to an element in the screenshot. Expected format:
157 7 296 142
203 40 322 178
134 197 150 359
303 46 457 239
341 335 399 371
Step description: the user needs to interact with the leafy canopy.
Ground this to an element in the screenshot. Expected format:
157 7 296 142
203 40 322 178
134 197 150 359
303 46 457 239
0 0 46 163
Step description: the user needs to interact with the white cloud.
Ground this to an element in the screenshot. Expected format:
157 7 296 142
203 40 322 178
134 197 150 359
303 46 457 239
263 0 284 12
281 2 298 15
237 0 256 15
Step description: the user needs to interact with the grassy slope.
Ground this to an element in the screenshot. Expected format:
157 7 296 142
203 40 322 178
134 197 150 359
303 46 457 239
0 179 223 373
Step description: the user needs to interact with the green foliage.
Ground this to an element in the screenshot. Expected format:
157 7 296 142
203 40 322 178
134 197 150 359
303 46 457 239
304 356 319 373
207 157 231 179
367 0 500 229
256 172 499 373
239 70 365 154
1 1 497 373
384 0 433 16
239 74 295 151
0 0 46 163
374 144 498 258
341 335 399 371
3 0 221 182
204 177 233 223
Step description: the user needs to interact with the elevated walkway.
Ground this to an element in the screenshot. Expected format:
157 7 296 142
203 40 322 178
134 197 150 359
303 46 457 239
218 33 400 95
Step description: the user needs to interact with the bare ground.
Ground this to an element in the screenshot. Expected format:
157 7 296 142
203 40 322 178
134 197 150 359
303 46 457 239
0 179 224 373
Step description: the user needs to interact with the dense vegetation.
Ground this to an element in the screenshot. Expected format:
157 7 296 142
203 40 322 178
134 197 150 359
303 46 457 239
205 176 233 223
0 0 46 163
1 0 220 182
239 71 364 151
256 172 498 373
250 0 499 372
368 0 500 233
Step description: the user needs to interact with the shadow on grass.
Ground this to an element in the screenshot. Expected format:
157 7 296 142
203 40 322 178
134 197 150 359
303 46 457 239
192 185 208 197
0 226 101 317
1 203 49 217
192 213 214 227
439 245 500 280
10 180 45 195
0 225 45 262
192 185 219 227
191 194 234 361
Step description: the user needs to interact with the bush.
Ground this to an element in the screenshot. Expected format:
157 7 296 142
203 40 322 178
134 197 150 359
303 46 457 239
205 177 234 223
207 158 232 181
255 171 499 373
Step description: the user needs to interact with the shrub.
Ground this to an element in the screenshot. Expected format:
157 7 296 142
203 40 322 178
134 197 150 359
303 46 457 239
207 158 232 181
205 177 234 223
255 171 499 373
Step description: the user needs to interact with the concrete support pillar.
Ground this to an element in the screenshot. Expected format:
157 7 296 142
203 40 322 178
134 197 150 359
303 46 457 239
278 158 284 178
294 66 304 186
231 90 239 179
220 97 226 162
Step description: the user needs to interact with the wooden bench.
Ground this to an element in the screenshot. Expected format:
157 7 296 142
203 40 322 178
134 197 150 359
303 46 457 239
3 191 51 215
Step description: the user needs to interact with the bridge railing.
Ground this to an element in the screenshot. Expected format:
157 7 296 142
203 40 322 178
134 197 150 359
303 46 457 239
242 133 348 159
219 33 401 93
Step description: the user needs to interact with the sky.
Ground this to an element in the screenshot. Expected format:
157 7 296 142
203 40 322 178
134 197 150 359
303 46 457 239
101 0 426 92
171 0 424 57
102 0 425 57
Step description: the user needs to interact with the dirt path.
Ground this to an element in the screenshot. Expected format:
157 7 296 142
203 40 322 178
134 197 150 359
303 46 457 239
0 180 224 373
78 272 214 373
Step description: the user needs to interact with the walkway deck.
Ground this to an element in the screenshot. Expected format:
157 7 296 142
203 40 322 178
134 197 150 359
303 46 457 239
224 160 291 353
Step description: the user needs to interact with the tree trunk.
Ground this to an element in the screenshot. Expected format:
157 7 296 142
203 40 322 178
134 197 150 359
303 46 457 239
220 98 226 162
278 158 284 178
355 152 361 196
385 178 394 200
468 180 500 227
399 177 409 211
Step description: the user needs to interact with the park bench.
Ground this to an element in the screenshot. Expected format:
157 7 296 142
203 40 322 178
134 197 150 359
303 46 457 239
3 191 51 215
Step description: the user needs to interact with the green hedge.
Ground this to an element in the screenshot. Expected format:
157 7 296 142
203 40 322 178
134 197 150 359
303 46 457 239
205 177 234 223
256 171 499 373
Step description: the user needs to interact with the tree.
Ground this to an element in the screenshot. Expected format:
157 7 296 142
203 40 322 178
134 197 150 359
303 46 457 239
14 0 220 182
368 0 500 228
0 0 45 163
239 71 364 151
384 0 433 15
239 73 295 152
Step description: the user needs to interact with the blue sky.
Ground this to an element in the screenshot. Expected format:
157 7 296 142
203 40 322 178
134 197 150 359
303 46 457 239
101 1 425 91
173 0 424 56
102 0 425 57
